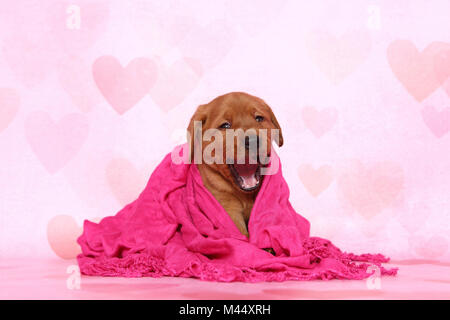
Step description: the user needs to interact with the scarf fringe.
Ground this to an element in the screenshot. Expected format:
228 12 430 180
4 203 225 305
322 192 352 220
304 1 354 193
77 237 397 282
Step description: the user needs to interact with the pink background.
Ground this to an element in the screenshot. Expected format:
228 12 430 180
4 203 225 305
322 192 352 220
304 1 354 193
0 0 449 265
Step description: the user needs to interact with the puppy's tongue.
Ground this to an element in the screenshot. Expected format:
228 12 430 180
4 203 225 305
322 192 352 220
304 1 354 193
234 164 259 189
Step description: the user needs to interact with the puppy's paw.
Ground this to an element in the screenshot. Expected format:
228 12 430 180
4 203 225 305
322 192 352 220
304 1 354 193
263 248 275 255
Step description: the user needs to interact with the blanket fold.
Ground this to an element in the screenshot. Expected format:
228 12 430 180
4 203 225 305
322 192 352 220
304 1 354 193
77 145 397 282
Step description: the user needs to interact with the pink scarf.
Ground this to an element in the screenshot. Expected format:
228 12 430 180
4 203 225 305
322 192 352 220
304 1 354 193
77 145 397 282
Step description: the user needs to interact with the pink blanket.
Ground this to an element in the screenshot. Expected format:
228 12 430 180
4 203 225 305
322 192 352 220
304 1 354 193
77 146 397 282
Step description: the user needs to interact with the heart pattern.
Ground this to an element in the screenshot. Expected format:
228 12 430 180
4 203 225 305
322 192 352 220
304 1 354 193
338 161 404 219
2 34 60 88
434 49 450 97
298 164 334 197
150 57 202 112
305 29 372 85
387 41 450 101
92 56 158 115
444 79 450 97
434 48 450 87
421 105 450 138
25 112 89 173
301 106 338 138
1 2 450 263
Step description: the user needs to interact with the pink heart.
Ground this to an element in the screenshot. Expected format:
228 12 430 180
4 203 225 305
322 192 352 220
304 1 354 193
47 0 110 53
338 161 404 219
421 105 450 138
444 79 450 97
92 56 158 115
301 106 338 138
298 164 334 197
2 34 60 87
25 111 89 173
106 158 154 206
47 215 82 259
0 88 20 133
434 48 450 84
434 49 450 97
58 57 102 112
305 29 372 85
387 40 450 101
409 235 448 259
178 19 236 70
150 57 202 112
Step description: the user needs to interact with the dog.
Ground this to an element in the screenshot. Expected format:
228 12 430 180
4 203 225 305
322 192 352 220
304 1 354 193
187 92 283 249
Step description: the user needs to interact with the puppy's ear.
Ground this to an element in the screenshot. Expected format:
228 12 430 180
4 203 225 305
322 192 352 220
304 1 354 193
265 104 284 147
187 104 208 162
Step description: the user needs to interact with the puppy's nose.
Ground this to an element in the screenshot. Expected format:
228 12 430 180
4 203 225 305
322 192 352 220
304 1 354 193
245 135 259 150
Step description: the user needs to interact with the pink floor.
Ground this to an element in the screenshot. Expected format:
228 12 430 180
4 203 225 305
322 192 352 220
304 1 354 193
1 258 449 299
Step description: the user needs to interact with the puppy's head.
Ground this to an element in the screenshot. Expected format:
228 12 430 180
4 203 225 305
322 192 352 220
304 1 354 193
187 92 283 193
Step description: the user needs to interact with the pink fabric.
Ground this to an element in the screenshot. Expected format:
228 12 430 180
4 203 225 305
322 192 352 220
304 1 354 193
77 146 397 282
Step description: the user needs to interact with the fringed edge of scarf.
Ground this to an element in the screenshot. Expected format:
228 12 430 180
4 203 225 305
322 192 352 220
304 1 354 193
77 237 398 282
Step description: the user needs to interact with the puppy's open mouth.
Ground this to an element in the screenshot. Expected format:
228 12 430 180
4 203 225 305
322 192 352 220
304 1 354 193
228 163 262 192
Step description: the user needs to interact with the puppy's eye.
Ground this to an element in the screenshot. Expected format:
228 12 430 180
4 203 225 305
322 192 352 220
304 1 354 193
255 115 264 122
219 122 231 129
